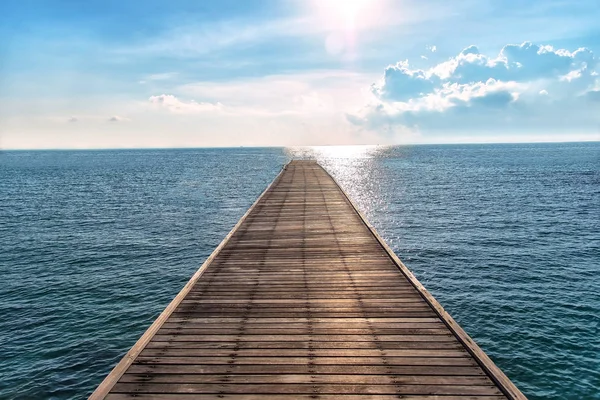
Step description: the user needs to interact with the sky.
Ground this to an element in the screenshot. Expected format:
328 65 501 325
1 0 600 149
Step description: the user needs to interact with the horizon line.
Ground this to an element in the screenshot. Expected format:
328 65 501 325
1 138 599 152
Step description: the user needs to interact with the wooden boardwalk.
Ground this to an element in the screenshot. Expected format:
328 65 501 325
92 160 525 399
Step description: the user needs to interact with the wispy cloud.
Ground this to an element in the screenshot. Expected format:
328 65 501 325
174 71 375 115
149 94 224 114
145 72 178 81
111 17 312 59
107 1 455 61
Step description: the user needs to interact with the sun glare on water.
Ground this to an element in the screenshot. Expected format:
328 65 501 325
286 145 384 160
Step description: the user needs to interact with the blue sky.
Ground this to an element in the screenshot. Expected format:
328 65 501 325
1 0 599 148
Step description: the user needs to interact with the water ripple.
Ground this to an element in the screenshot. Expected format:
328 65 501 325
1 144 599 399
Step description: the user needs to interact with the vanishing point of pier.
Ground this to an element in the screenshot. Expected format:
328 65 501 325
91 160 525 399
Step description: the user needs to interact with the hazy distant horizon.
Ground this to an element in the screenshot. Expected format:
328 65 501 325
2 137 599 151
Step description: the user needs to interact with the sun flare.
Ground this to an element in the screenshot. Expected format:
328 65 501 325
316 0 373 27
310 0 382 56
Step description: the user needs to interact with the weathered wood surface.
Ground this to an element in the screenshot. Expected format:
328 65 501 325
92 160 525 399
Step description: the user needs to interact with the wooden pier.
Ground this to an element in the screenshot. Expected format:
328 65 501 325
91 160 525 399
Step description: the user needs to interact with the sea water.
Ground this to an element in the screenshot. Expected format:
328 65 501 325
0 143 598 399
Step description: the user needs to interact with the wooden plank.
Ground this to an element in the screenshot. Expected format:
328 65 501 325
163 317 442 323
106 395 506 400
110 382 503 395
125 364 489 376
131 356 476 366
138 348 468 357
92 160 525 399
118 374 494 385
160 322 446 329
144 341 465 350
150 334 455 342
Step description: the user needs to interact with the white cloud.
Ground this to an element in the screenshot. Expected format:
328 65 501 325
176 71 375 116
148 94 224 114
350 41 600 135
371 61 437 101
68 116 78 123
404 42 595 86
119 71 383 147
560 69 583 82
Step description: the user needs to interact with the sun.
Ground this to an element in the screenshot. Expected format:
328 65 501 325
309 0 382 56
320 0 372 27
314 0 374 29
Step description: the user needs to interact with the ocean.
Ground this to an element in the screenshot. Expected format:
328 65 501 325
0 143 598 399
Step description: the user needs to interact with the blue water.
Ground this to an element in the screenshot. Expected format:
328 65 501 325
0 143 598 399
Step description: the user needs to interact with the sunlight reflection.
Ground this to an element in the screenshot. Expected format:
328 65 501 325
286 144 383 160
285 145 390 220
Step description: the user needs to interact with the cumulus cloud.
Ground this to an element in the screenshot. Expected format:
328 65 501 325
371 61 438 101
149 94 223 113
350 41 600 134
432 42 595 84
